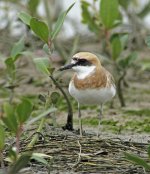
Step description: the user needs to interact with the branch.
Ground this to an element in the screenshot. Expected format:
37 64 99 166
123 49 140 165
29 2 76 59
49 75 73 130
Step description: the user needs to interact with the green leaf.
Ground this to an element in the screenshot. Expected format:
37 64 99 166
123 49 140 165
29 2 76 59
81 1 99 34
5 57 14 68
6 147 18 163
100 0 119 29
18 12 32 26
124 152 150 170
0 124 5 151
2 103 18 133
5 57 16 79
118 52 137 69
120 34 128 49
145 36 150 47
51 92 60 104
16 99 33 124
30 18 49 43
38 94 46 103
49 67 55 75
111 34 122 60
28 0 40 15
33 57 50 75
138 2 150 18
11 37 25 60
31 153 52 165
118 0 130 9
43 44 50 55
26 107 57 128
8 153 31 174
51 2 75 40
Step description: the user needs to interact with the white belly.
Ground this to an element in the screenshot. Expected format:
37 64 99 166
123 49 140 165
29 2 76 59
69 81 116 105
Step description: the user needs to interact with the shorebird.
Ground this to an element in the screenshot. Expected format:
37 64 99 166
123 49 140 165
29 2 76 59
59 52 116 136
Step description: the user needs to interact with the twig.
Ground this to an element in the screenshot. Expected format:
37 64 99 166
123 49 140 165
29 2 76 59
72 140 82 168
49 75 73 130
27 118 46 148
9 88 14 104
78 140 82 162
25 132 45 143
16 124 23 154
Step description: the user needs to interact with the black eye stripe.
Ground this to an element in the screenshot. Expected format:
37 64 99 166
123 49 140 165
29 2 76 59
79 59 87 62
72 57 78 61
72 57 92 66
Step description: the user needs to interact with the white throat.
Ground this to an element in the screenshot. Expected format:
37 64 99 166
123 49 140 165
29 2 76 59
73 65 96 79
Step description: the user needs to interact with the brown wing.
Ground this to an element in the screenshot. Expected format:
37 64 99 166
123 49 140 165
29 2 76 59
73 67 108 90
105 70 116 88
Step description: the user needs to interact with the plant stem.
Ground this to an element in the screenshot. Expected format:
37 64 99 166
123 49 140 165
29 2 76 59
9 88 14 104
44 0 69 63
49 75 73 130
27 117 46 148
104 29 110 48
117 72 126 107
16 124 23 154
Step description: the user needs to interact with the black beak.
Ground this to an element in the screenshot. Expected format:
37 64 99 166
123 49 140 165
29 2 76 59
59 63 75 71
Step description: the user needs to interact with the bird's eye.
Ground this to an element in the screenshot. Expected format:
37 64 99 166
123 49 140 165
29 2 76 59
77 58 91 66
79 59 87 63
72 57 78 61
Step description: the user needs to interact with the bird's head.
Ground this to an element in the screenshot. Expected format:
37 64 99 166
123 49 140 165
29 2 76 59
59 52 101 77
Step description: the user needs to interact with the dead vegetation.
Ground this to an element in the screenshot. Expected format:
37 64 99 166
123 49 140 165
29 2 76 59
15 129 149 174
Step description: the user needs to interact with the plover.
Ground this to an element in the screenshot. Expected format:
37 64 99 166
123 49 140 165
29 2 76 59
60 52 116 136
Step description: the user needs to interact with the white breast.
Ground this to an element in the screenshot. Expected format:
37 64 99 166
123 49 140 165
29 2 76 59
69 81 116 105
72 65 96 79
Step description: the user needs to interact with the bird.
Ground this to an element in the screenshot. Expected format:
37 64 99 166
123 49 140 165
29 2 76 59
59 52 116 136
